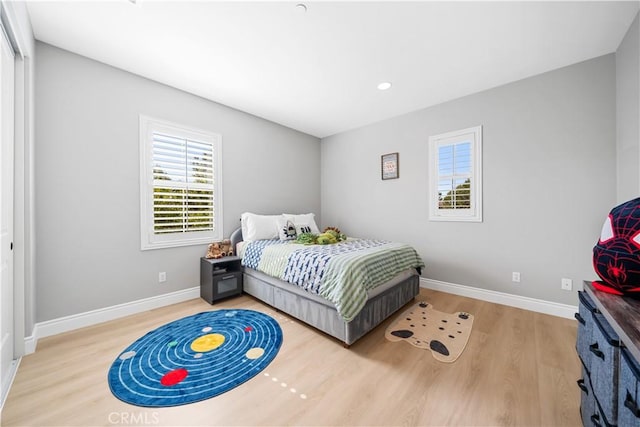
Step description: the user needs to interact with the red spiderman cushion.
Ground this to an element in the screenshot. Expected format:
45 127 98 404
593 197 640 295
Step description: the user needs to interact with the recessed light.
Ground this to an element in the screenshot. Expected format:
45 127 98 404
377 82 392 91
296 3 307 13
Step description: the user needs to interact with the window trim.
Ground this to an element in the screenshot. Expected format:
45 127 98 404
139 115 223 250
428 125 482 222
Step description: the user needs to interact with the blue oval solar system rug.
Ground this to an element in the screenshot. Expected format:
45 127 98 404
108 309 282 407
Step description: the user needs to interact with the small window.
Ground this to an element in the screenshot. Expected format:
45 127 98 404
429 126 482 222
139 116 223 250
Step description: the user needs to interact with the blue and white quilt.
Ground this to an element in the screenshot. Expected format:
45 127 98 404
242 238 424 322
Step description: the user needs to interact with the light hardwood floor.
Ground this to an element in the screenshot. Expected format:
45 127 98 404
2 288 581 426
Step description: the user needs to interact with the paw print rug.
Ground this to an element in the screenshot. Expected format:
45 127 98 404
385 301 474 363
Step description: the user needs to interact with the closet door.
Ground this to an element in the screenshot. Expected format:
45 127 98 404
0 24 15 401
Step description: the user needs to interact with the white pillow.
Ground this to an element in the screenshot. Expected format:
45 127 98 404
276 217 297 241
283 213 320 234
240 213 282 241
295 223 314 235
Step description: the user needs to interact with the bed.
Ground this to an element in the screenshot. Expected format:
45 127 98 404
230 223 424 347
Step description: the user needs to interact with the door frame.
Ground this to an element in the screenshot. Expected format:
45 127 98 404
0 1 35 409
0 15 16 409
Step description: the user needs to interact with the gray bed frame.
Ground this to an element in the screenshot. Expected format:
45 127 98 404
230 228 420 346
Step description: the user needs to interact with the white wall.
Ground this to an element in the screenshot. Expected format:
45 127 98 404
321 54 616 306
616 12 640 203
34 42 321 322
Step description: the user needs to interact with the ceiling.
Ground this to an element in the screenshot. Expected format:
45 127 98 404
26 1 639 138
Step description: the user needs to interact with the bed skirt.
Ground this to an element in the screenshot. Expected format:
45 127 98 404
243 267 420 346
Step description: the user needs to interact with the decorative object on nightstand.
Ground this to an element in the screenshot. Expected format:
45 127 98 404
200 256 242 304
205 239 234 259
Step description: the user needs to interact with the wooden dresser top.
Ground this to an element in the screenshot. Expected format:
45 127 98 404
585 280 640 361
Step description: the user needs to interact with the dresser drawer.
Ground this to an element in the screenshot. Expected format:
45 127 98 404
579 363 596 427
590 313 621 425
619 348 640 427
576 291 599 371
589 399 617 427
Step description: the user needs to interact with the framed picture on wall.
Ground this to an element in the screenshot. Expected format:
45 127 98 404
381 152 399 180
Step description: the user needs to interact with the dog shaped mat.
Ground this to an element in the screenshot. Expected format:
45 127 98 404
385 301 474 363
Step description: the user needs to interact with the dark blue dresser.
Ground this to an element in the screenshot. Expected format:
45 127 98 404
577 282 640 427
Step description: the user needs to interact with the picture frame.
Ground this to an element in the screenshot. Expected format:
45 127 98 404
381 152 399 180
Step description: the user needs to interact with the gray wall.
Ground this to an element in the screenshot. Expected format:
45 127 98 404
321 54 616 306
616 12 640 203
35 42 320 322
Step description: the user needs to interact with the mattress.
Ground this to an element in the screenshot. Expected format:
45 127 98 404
238 237 425 321
244 266 417 309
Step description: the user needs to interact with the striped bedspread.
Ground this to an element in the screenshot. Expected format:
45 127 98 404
241 238 425 322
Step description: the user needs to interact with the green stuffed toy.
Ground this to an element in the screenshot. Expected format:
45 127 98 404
296 233 318 245
296 227 347 245
323 227 347 242
316 233 337 245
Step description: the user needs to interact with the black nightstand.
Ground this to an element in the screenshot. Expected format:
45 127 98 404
200 256 243 304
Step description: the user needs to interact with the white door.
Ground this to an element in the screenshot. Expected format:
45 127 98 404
0 26 15 402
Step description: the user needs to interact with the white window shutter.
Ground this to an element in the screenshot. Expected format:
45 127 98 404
429 126 482 222
140 116 223 250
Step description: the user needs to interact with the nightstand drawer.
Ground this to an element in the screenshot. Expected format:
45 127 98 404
212 271 242 299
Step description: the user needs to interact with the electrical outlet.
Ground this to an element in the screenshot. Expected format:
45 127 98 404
561 278 572 291
159 272 167 283
512 272 521 283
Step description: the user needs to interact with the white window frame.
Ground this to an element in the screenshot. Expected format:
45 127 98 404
139 115 223 250
428 125 482 222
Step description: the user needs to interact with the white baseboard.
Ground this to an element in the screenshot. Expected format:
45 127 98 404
23 280 576 355
23 332 36 355
1 358 20 412
25 287 200 354
420 278 577 319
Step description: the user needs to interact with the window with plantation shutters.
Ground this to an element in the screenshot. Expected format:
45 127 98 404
140 116 223 250
428 126 482 222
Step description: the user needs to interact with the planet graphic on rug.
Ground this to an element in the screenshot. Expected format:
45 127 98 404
108 309 283 407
